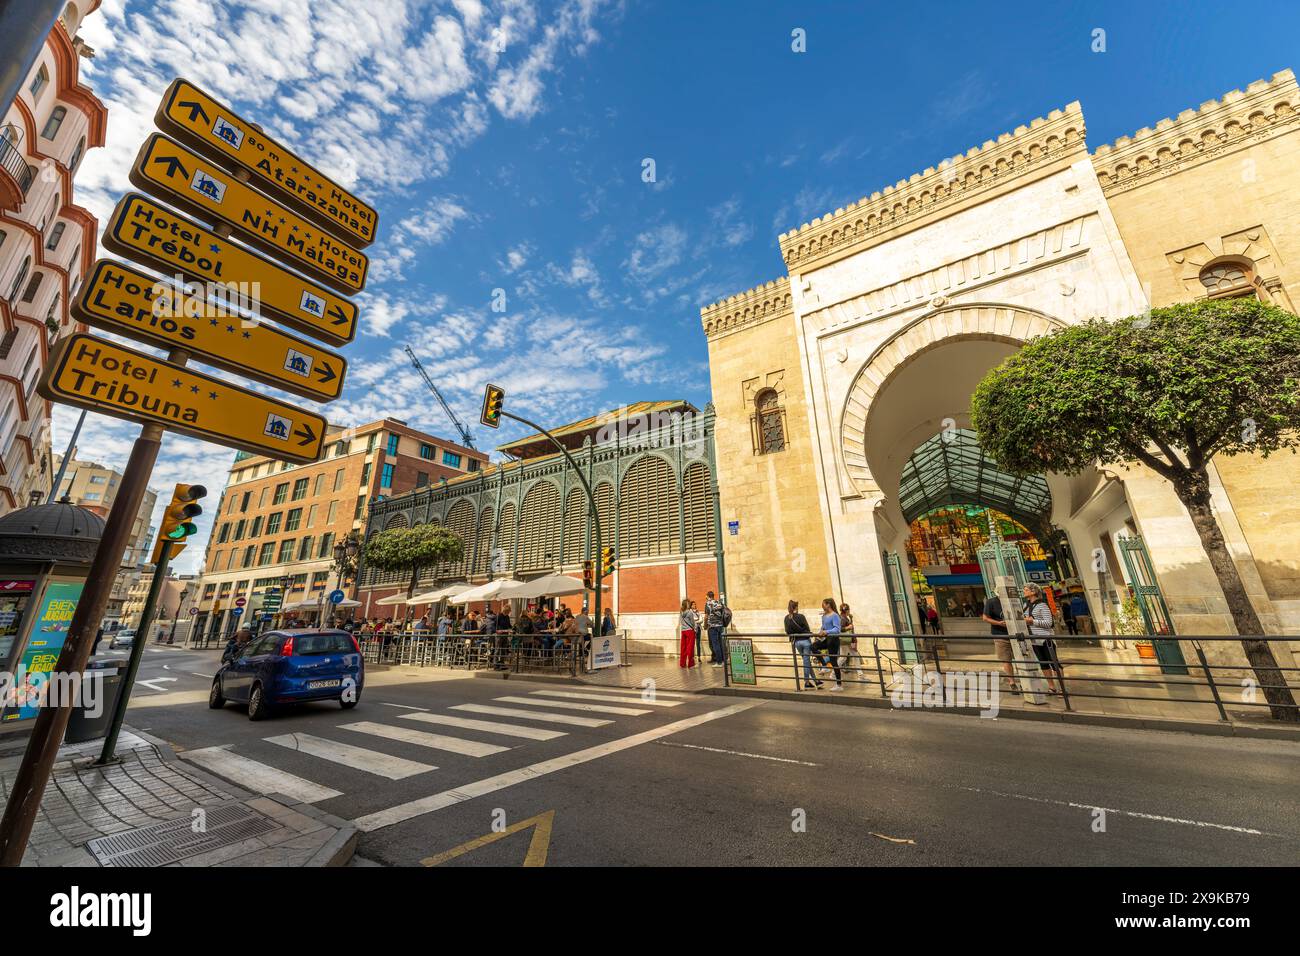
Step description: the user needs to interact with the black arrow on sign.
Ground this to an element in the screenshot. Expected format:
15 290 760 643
178 100 211 125
294 423 318 447
314 363 337 384
152 153 189 180
327 305 350 326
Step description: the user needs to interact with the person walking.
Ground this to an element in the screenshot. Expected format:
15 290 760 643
814 598 844 691
1060 593 1078 636
1021 583 1061 696
926 604 942 635
839 602 865 679
704 590 725 667
678 599 699 668
916 600 929 635
784 600 822 689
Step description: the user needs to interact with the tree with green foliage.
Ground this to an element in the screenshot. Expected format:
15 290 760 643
971 298 1300 721
361 525 465 619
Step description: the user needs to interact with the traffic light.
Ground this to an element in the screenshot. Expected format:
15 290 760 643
152 483 207 562
582 559 594 590
480 383 505 428
600 546 616 578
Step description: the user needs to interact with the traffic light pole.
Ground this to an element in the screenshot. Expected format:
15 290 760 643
96 542 174 765
499 410 602 668
0 423 164 865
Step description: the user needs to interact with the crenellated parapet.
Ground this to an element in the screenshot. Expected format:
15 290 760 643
1091 70 1299 195
700 276 792 339
776 103 1087 273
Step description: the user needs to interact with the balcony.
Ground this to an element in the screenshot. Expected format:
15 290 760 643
0 135 35 211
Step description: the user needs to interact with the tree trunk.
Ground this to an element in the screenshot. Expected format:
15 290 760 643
1179 468 1297 721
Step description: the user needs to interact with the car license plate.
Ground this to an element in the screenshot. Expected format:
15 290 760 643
307 679 341 689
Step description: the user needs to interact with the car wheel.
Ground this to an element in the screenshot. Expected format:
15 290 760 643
208 679 225 709
247 683 269 721
340 695 359 710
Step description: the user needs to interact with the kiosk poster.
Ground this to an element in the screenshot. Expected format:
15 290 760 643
6 581 84 722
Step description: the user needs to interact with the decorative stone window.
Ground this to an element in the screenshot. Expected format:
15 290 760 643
752 388 786 455
1198 257 1266 301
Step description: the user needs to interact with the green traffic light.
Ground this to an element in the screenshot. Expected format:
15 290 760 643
166 522 197 540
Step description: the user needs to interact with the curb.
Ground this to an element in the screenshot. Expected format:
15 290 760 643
264 792 359 867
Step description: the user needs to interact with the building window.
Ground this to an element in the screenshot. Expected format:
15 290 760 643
258 487 269 508
218 582 232 598
240 491 250 512
311 571 330 591
266 512 283 535
286 507 302 531
442 450 461 468
381 463 394 487
88 474 106 484
7 256 30 303
354 497 365 520
367 433 378 452
297 536 314 561
318 532 335 559
313 473 325 496
258 542 275 565
334 440 347 457
278 539 295 563
243 545 255 568
68 136 85 172
386 433 399 456
1199 258 1261 301
420 443 433 460
233 519 246 541
250 516 263 537
333 468 345 492
84 491 100 501
41 106 66 140
468 458 480 472
273 482 288 504
29 66 49 99
203 583 216 599
45 222 65 250
306 504 317 528
217 523 230 544
753 389 786 455
292 477 309 500
327 500 337 524
416 472 429 488
20 272 41 303
360 463 371 484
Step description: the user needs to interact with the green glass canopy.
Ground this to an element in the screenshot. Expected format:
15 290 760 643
899 428 1051 527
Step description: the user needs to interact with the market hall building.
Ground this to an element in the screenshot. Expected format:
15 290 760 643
701 69 1300 669
357 402 723 654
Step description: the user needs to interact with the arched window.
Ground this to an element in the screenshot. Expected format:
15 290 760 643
518 481 560 571
41 107 66 140
29 66 49 100
45 222 65 250
7 256 31 303
1199 258 1262 301
682 462 717 552
619 456 679 558
436 499 475 579
753 388 786 454
68 136 85 171
562 488 586 563
39 194 58 233
496 501 517 573
21 271 42 303
472 506 494 574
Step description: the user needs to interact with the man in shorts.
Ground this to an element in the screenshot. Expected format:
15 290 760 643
981 592 1019 692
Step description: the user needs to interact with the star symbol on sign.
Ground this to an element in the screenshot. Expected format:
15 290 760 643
279 218 286 225
190 385 200 394
171 379 181 388
209 391 218 400
242 331 250 339
209 318 219 326
226 325 235 333
291 225 298 232
210 244 221 253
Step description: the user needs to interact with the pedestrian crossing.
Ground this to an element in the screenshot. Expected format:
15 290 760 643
182 684 699 804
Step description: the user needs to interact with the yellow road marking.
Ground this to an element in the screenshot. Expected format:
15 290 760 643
421 810 555 867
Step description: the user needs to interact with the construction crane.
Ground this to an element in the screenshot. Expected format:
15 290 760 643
404 345 476 449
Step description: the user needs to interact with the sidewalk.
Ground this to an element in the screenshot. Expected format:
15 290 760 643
0 729 356 867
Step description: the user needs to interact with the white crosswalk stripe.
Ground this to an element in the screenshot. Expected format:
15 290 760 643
571 686 691 699
264 732 436 779
182 745 342 803
340 721 510 757
451 703 612 727
530 689 683 707
398 712 567 740
494 695 651 716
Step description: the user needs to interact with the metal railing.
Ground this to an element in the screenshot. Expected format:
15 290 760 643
718 633 1300 723
0 135 34 195
358 630 585 677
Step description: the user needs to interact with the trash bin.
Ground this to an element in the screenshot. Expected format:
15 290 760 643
64 660 126 744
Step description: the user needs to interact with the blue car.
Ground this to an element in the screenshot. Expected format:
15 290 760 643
209 629 364 721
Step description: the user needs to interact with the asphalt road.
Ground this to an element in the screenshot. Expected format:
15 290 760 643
118 645 1300 866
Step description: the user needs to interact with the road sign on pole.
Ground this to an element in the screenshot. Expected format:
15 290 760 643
74 259 348 401
102 194 358 345
38 333 328 463
129 134 368 294
154 78 378 248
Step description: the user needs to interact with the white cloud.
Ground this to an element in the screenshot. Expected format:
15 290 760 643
624 223 687 280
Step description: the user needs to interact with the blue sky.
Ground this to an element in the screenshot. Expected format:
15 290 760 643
59 0 1300 571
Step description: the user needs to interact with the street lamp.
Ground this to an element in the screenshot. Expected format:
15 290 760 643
168 585 190 644
320 535 359 627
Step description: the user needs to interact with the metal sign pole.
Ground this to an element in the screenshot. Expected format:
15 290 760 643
96 542 173 764
0 423 164 865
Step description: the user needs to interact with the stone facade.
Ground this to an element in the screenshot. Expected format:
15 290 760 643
704 68 1300 658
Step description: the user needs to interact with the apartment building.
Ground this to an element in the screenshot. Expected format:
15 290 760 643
190 418 485 641
0 2 107 514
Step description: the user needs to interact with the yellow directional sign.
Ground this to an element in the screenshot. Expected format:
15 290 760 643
73 259 347 402
38 334 328 464
102 193 357 346
154 78 378 249
129 133 368 295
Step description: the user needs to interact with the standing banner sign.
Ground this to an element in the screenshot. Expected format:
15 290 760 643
727 637 757 685
4 581 84 722
589 633 621 670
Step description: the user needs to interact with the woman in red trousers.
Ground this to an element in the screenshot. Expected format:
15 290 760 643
678 599 699 668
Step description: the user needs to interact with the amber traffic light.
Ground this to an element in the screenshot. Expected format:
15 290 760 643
152 483 206 562
600 546 616 578
480 384 505 428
